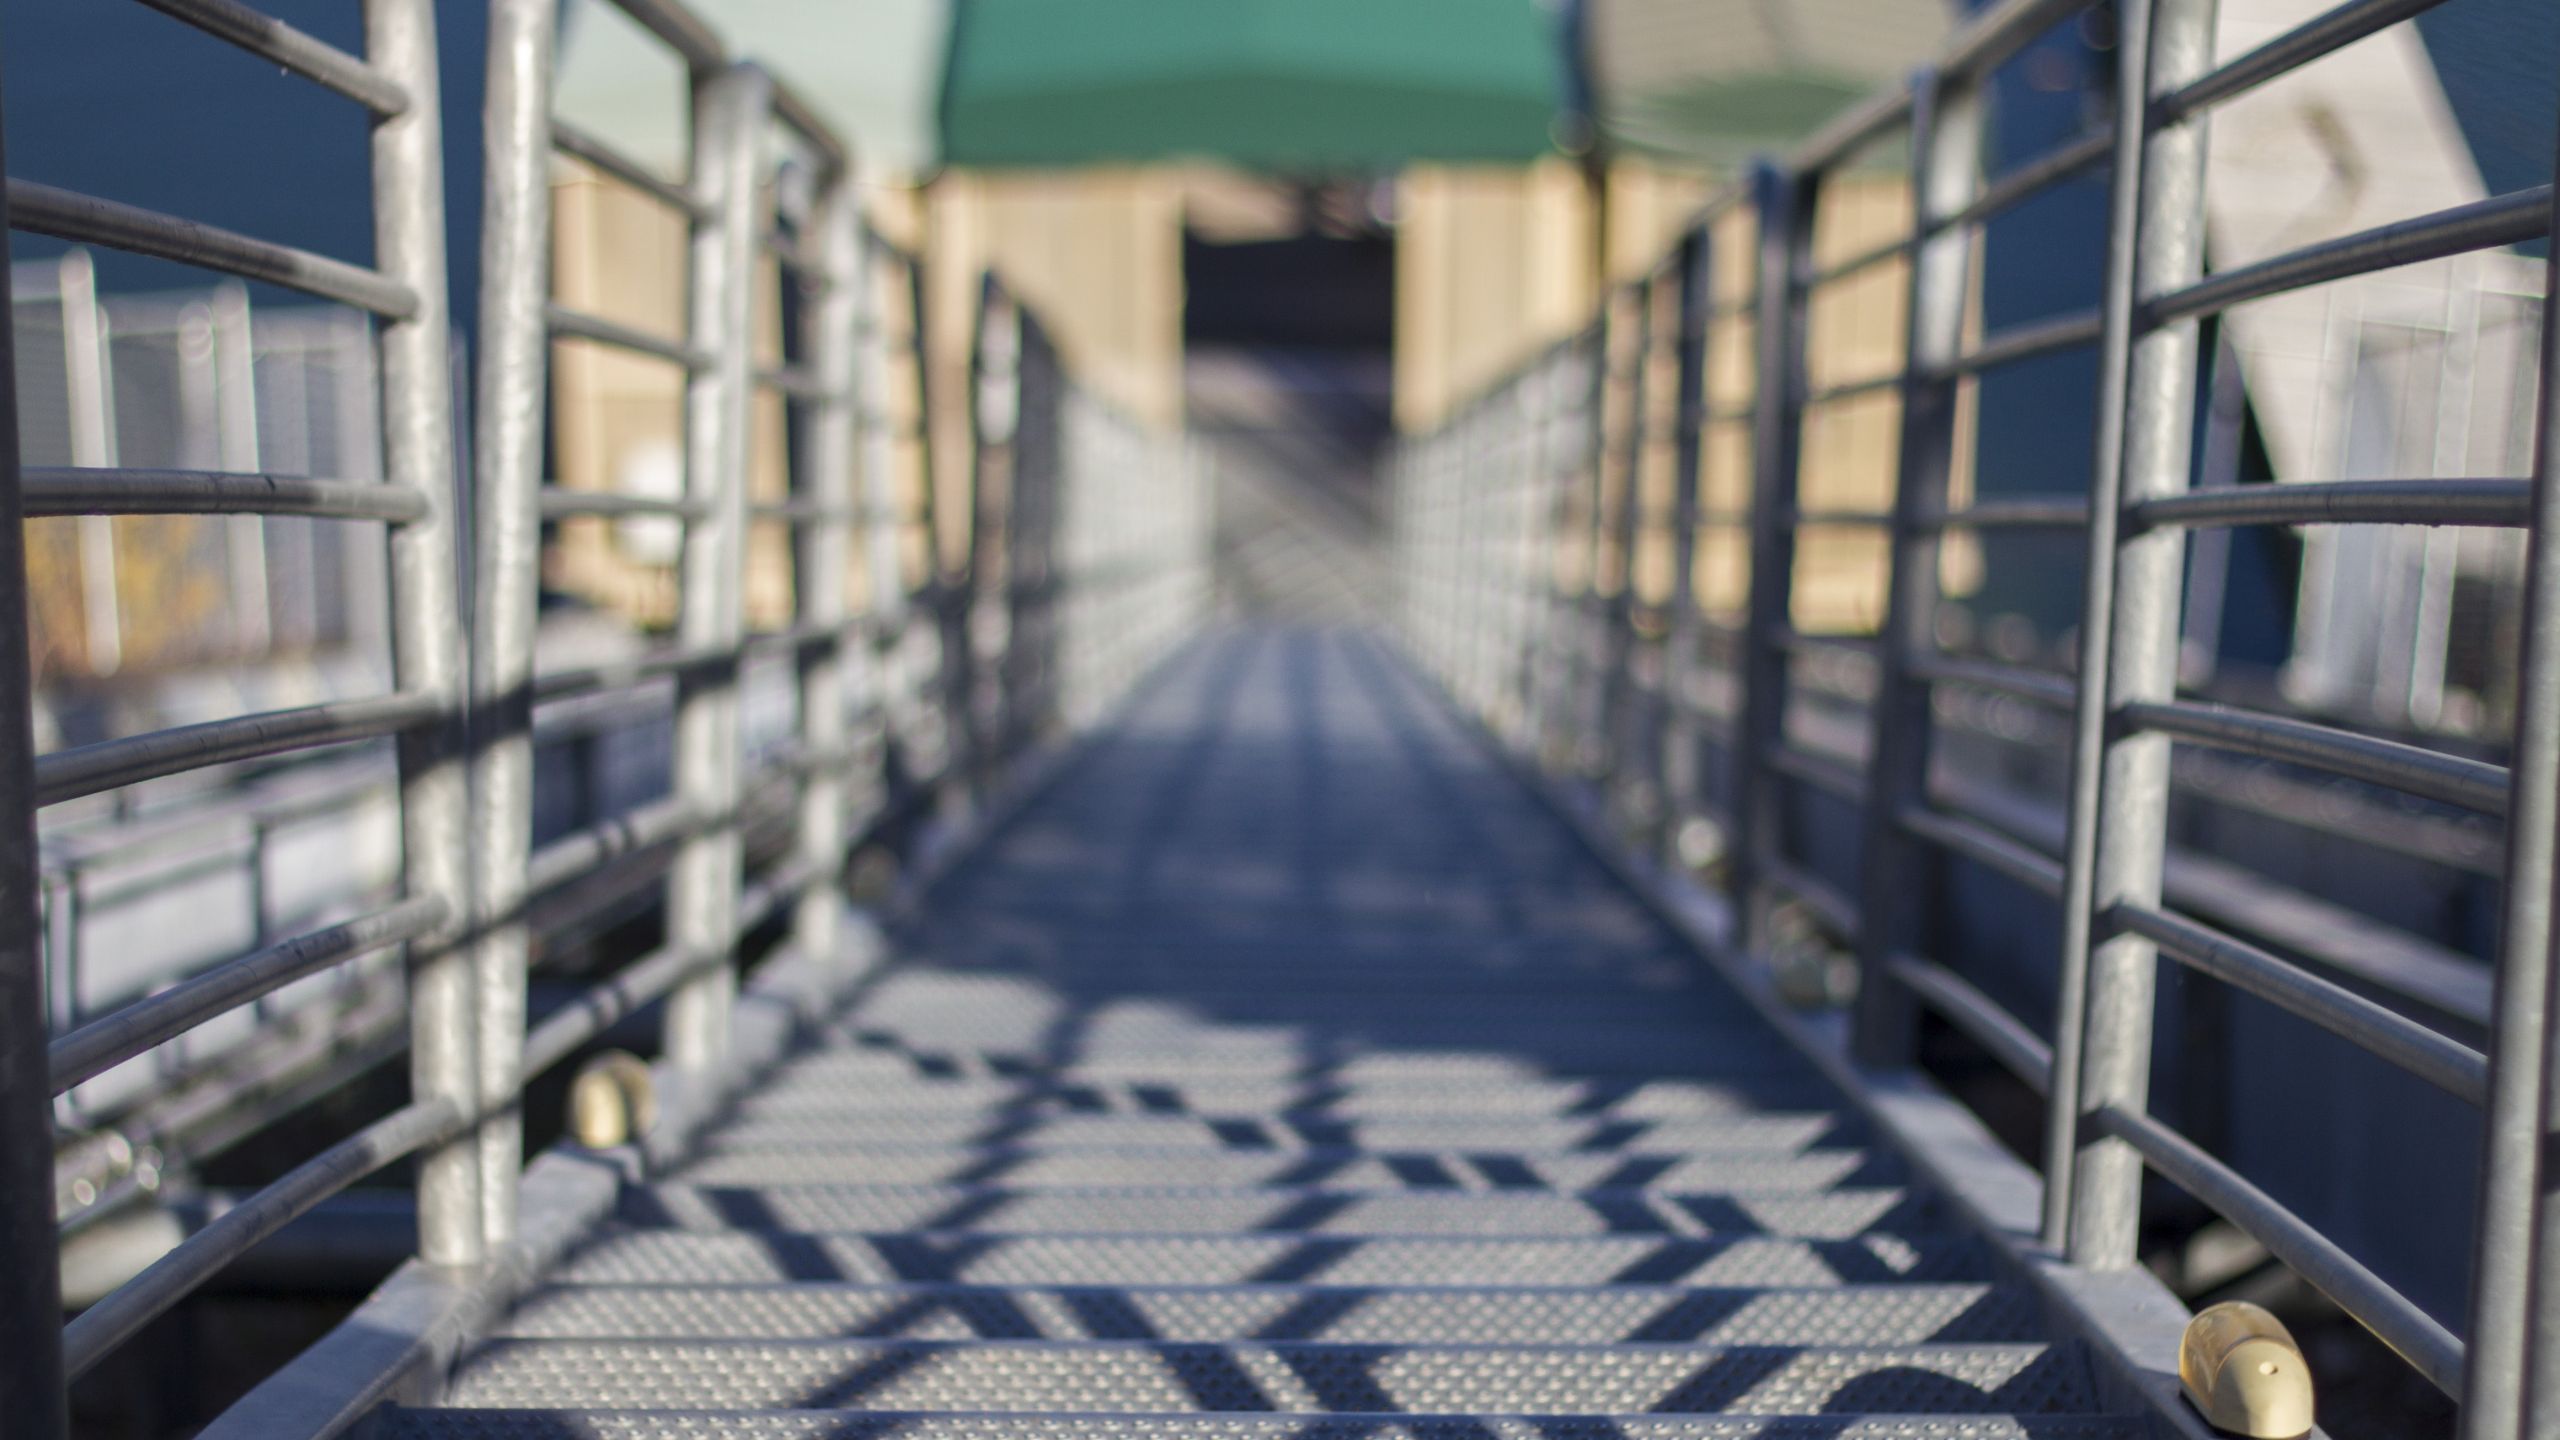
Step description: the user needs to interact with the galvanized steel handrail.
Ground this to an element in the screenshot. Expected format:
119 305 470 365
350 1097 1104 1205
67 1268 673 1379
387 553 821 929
0 1 467 1424
47 897 450 1093
7 179 420 317
1394 0 2560 1420
0 0 1213 1431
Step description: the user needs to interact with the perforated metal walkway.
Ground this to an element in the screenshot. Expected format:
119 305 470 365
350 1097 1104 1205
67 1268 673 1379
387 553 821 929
381 628 2137 1438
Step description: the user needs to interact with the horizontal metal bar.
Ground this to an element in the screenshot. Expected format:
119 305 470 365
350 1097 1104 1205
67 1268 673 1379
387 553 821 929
736 855 819 933
549 119 704 217
1768 742 1868 804
1790 508 1891 528
21 467 426 522
2151 187 2553 327
1937 307 2104 377
770 78 850 173
2116 902 2487 1104
1886 952 2053 1093
538 487 707 521
2130 478 2532 531
1800 234 1910 290
37 693 439 807
2124 698 2509 814
522 943 713 1081
523 833 820 1082
545 302 710 369
1805 371 1905 406
748 499 851 526
755 363 830 400
7 180 416 318
1773 627 1880 660
1788 84 1915 175
748 617 874 657
62 1095 464 1378
1688 182 1753 233
1937 129 2112 236
2094 1102 2464 1394
133 0 408 114
603 0 725 70
1898 804 2065 896
526 795 702 895
43 756 389 866
533 643 732 703
2157 0 2446 126
49 897 445 1093
1920 496 2090 530
1905 651 2077 707
1763 856 1861 941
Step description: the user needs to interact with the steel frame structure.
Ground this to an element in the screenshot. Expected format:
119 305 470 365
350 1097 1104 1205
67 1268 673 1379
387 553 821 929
0 2 1213 1433
1395 0 2560 1424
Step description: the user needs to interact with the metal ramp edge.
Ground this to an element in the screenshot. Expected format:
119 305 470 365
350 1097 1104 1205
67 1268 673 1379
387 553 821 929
186 668 1166 1440
1382 630 2244 1440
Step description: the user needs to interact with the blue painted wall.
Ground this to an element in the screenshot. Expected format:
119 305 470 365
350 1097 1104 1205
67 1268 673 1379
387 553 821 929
2 1 490 335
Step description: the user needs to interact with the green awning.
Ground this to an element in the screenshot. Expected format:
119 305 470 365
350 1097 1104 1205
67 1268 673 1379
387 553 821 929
939 0 1565 169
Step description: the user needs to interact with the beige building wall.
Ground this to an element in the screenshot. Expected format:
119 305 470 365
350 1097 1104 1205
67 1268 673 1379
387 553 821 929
1393 158 1596 433
907 168 1188 578
1400 157 1934 636
546 163 798 630
544 161 1186 629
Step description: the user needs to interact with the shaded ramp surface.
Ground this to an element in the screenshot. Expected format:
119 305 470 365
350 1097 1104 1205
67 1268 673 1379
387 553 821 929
384 628 2137 1438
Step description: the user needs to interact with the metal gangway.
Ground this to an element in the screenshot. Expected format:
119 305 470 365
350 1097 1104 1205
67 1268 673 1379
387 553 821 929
3 0 2559 1437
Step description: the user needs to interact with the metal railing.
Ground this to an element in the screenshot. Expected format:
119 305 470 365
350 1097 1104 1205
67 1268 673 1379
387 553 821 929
1394 0 2560 1424
0 2 1213 1432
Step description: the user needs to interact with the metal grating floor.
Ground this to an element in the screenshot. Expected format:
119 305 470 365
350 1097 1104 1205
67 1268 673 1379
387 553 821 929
386 629 2134 1437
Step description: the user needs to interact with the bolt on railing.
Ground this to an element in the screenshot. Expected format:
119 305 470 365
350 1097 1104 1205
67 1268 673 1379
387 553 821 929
0 1 1215 1432
1395 0 2560 1420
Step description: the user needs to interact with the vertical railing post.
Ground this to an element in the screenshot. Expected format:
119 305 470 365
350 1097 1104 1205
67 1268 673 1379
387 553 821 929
1466 394 1497 711
1427 436 1446 673
466 0 561 1250
2458 157 2560 1440
665 61 770 1073
369 0 482 1267
1443 417 1461 688
1504 370 1544 746
1571 307 1614 774
1538 333 1596 770
855 231 912 840
0 160 71 1440
1729 160 1811 961
1475 391 1504 715
792 162 863 963
1438 423 1458 683
1518 351 1562 756
1604 278 1653 811
964 276 1020 797
1852 67 1983 1069
2053 0 2213 1265
1017 319 1063 748
1466 404 1485 697
1658 225 1713 869
1432 415 1455 686
1430 425 1454 680
884 253 928 804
